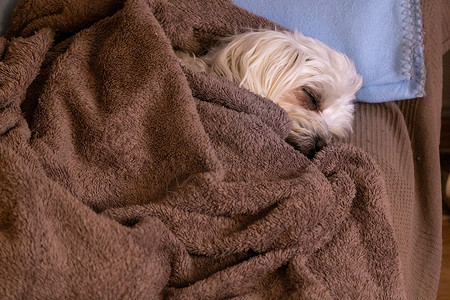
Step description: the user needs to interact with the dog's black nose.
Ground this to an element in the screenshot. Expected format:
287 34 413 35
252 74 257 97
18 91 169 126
304 138 327 159
315 137 327 152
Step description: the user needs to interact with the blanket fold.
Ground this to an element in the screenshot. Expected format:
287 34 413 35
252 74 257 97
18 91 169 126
0 0 406 298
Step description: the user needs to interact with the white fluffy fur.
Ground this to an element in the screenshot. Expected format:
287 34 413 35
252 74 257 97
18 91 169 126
178 30 362 157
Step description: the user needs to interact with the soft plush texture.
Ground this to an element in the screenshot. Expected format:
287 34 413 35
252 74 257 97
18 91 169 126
0 0 442 299
233 0 426 103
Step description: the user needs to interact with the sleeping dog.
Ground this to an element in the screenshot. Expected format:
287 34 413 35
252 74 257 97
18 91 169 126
177 30 362 158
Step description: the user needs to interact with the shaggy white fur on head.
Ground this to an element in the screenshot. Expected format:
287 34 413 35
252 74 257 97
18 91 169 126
178 30 363 158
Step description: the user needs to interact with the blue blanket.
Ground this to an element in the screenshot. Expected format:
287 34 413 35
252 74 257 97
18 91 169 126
233 0 425 103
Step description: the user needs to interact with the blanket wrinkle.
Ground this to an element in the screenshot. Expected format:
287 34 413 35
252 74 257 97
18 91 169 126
185 69 292 140
103 168 353 258
0 0 406 299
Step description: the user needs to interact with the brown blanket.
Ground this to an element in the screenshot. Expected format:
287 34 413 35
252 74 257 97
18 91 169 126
0 0 406 298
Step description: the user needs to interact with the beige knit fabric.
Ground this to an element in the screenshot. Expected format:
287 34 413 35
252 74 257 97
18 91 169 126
350 1 443 298
442 0 450 53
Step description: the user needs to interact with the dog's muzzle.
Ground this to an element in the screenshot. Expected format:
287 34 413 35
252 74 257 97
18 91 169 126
286 132 328 159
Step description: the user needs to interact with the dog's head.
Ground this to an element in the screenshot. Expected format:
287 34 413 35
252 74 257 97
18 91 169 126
208 30 363 158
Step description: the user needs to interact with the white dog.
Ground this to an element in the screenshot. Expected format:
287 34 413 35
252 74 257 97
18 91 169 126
178 30 363 158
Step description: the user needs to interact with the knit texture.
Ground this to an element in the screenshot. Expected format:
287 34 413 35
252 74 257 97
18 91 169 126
348 1 443 298
0 0 441 299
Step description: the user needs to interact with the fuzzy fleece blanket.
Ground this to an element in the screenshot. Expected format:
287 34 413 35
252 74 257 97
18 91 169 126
0 0 405 298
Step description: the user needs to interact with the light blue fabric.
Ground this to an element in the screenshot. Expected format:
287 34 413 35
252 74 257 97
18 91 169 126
233 0 425 103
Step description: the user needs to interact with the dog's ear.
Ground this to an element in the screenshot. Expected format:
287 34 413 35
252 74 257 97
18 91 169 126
281 87 319 111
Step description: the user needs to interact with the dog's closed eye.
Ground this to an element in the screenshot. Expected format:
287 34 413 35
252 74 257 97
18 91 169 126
282 87 320 111
302 87 319 111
